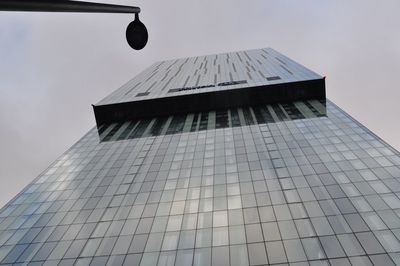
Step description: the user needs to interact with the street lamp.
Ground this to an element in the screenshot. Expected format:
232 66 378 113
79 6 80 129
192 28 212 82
0 0 148 50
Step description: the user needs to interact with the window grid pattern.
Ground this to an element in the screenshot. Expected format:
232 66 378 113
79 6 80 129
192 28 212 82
0 100 400 265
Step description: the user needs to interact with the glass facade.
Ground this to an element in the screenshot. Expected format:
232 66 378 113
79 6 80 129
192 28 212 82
1 100 400 265
1 48 400 265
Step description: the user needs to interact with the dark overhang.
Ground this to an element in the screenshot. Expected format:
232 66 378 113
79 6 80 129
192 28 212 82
93 77 325 126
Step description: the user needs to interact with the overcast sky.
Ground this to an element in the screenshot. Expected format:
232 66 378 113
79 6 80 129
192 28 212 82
0 0 399 208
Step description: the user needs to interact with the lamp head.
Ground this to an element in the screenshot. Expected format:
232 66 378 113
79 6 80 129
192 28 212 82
126 13 148 50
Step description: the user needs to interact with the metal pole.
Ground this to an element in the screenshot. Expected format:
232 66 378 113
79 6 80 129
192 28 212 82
0 0 140 14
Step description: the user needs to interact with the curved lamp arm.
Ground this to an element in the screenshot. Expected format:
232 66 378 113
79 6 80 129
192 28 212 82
0 0 140 14
0 0 148 50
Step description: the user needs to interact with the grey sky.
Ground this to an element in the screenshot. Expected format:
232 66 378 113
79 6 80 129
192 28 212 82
0 0 399 208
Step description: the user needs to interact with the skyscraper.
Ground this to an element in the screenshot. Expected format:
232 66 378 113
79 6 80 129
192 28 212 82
1 48 400 265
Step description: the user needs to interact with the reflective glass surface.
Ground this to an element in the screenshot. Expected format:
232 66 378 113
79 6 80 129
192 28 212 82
1 100 400 265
